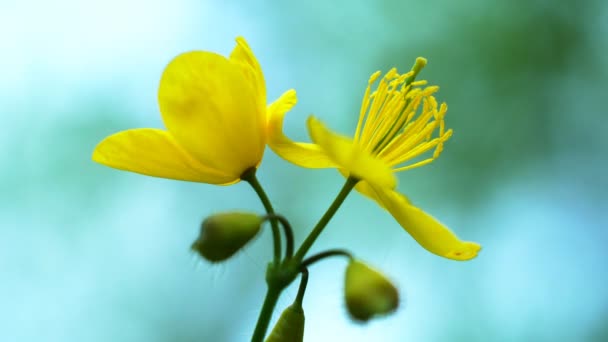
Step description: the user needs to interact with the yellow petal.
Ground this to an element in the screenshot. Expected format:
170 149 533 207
371 186 481 261
337 168 407 206
158 50 265 179
229 37 266 114
307 116 396 189
352 179 411 207
92 128 237 184
267 90 336 168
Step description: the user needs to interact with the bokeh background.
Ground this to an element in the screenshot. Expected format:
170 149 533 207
2 0 607 341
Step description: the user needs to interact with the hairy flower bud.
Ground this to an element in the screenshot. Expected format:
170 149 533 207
191 212 262 262
344 260 399 322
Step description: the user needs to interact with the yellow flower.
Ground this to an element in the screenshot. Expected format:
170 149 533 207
267 58 481 261
93 37 295 185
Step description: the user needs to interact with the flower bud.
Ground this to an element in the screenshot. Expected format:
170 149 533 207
265 304 305 342
191 212 263 262
344 260 399 322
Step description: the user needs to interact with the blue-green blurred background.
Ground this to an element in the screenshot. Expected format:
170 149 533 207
2 0 607 341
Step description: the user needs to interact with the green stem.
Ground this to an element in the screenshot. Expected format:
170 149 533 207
242 168 282 265
294 268 309 308
293 177 359 262
264 214 295 259
251 285 281 342
300 249 353 269
251 175 357 341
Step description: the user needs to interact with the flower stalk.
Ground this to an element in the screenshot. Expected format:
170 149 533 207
263 214 295 260
251 284 282 342
250 177 359 341
242 168 282 265
293 176 359 262
300 249 354 269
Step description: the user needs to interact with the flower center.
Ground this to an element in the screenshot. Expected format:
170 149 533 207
353 58 453 173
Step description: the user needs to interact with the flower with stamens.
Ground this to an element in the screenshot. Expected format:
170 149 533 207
267 58 481 261
93 37 296 185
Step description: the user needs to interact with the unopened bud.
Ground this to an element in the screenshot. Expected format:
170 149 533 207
344 260 399 322
265 304 305 342
191 212 262 262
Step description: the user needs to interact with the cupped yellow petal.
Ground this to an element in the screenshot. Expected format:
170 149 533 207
229 37 266 114
158 50 265 179
307 116 396 189
267 90 336 168
370 186 481 261
92 128 238 184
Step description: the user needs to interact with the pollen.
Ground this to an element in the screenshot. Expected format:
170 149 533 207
353 58 452 174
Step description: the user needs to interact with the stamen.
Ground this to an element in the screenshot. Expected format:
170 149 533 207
378 89 446 165
358 57 452 174
354 71 381 142
374 94 426 158
421 85 440 96
359 76 388 144
366 95 406 152
390 129 453 172
410 80 428 87
401 91 424 124
359 69 398 147
400 98 436 139
428 130 451 162
437 102 447 136
365 76 408 145
368 74 431 153
384 122 439 165
394 135 442 164
392 158 435 172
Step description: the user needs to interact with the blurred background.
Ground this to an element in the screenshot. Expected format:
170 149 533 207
2 0 607 341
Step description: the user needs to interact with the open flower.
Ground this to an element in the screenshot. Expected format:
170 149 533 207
93 37 295 185
267 58 481 261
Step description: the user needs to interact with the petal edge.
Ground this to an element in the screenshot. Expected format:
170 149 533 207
93 128 237 184
371 186 481 261
267 90 336 168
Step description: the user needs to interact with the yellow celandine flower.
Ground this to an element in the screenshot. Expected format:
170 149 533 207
267 58 481 261
92 37 296 185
